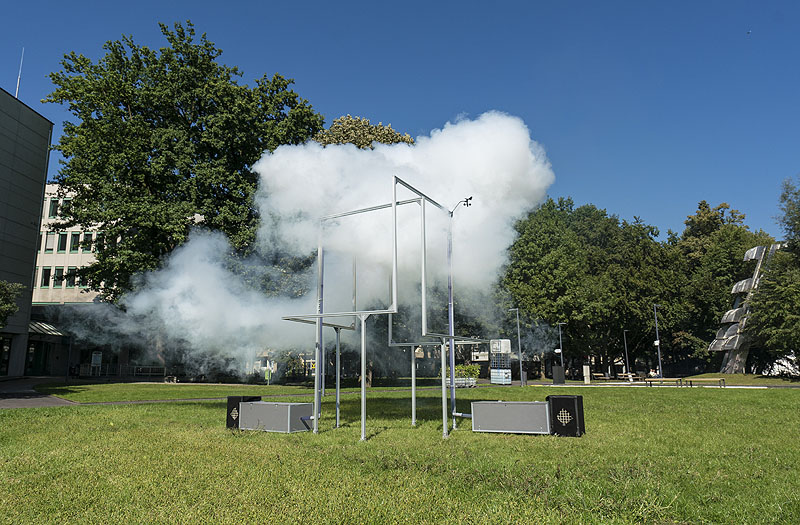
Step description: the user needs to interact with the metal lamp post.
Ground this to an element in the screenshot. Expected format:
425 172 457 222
653 304 663 378
623 329 631 381
447 196 472 429
509 308 524 386
556 322 566 368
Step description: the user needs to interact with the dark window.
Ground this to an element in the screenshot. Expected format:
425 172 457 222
57 233 68 253
38 233 42 252
70 233 81 253
41 267 51 288
83 232 94 253
48 198 59 218
66 267 77 288
53 267 64 288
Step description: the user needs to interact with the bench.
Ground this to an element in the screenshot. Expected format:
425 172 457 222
685 378 726 388
617 372 637 382
645 378 684 387
591 373 610 381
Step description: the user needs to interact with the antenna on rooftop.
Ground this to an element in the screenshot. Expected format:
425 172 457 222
15 47 25 99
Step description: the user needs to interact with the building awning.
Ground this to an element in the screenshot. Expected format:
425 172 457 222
29 321 66 336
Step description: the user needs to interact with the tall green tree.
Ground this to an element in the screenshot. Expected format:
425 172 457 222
0 281 25 329
504 198 682 372
45 21 323 301
746 178 800 372
673 201 773 364
313 115 414 149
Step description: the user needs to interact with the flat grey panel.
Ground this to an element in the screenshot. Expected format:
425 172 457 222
239 402 312 433
471 401 551 434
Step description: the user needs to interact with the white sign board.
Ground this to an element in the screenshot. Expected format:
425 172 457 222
91 351 102 366
490 339 512 354
471 351 489 362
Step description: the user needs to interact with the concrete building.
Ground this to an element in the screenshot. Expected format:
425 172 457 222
0 87 53 377
32 183 100 305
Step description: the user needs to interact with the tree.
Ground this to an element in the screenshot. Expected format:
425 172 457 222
504 198 682 373
746 178 800 373
0 281 25 329
674 201 773 366
45 21 323 301
313 115 414 149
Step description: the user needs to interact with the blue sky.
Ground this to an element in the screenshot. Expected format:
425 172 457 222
2 1 797 239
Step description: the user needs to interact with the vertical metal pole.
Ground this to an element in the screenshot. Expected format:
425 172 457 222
360 314 368 441
313 238 324 434
440 341 449 438
447 212 457 429
516 311 523 380
623 329 631 379
654 304 663 378
420 200 428 335
558 323 565 367
391 177 398 310
321 332 326 397
411 346 417 426
335 327 341 428
15 48 24 99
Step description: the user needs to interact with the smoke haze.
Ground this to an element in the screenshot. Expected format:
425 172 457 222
63 112 555 374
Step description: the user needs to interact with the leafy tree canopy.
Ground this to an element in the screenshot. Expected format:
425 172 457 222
747 177 800 372
0 281 25 329
45 21 323 301
313 115 414 149
504 198 682 369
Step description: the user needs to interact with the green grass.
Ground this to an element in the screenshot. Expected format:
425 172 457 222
33 380 447 404
2 387 798 523
685 373 800 387
34 382 314 403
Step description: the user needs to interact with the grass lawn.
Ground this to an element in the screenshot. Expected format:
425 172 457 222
2 386 798 523
33 378 446 404
685 373 800 387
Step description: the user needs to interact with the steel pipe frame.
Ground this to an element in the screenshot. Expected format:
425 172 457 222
282 176 483 441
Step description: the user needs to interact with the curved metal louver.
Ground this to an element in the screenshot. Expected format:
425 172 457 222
731 278 754 294
721 307 746 324
722 334 744 350
743 246 765 262
708 339 727 352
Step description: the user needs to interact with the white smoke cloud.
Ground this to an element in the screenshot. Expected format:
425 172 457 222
62 112 554 374
254 111 554 304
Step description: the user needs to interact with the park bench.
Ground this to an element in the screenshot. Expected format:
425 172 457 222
617 372 637 382
591 373 610 381
645 378 684 387
685 378 726 388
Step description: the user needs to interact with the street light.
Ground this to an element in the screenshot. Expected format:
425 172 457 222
447 196 472 429
509 308 523 387
556 322 566 368
653 304 663 378
623 329 631 381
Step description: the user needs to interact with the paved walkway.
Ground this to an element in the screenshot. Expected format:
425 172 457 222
0 377 76 409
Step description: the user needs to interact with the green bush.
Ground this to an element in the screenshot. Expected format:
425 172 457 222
452 364 480 379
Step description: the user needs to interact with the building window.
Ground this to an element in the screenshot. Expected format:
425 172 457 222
41 267 51 288
83 232 94 253
66 267 77 288
96 232 104 251
70 232 81 253
53 267 64 288
33 267 38 289
48 198 59 218
79 267 89 288
57 233 68 253
45 232 55 253
38 233 42 252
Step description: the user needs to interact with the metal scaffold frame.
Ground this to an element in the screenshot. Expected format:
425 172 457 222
282 176 485 441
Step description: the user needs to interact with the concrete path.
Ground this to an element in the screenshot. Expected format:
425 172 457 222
0 377 77 409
